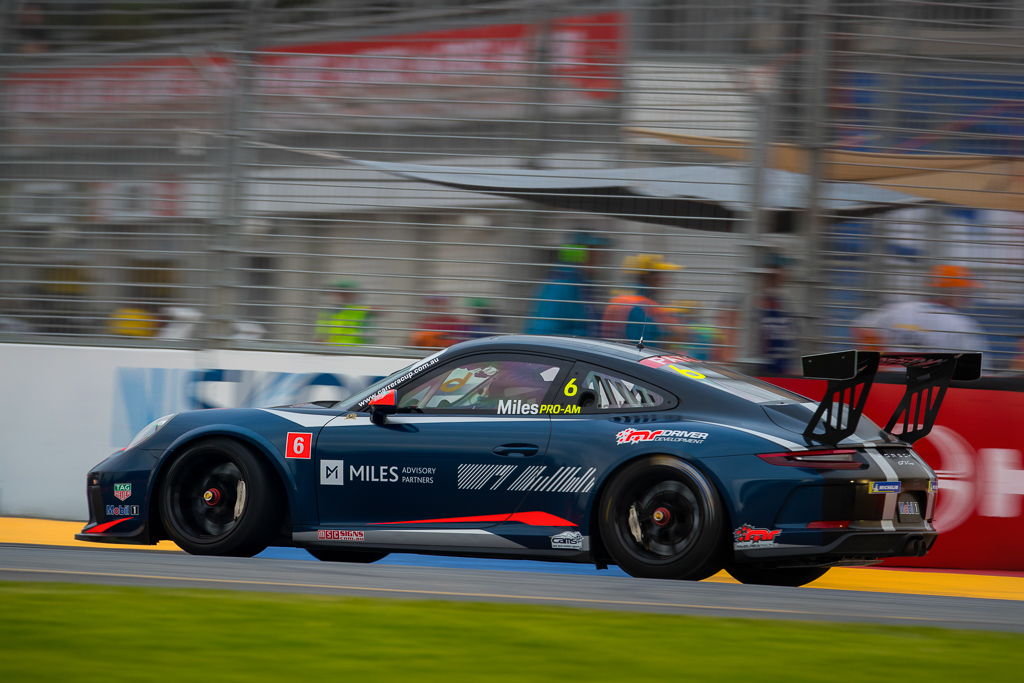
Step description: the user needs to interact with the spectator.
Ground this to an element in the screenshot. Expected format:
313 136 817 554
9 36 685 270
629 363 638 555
716 249 799 374
852 264 989 355
668 300 722 360
109 303 160 338
525 232 610 337
1012 340 1024 373
408 295 467 348
464 297 500 339
15 2 50 54
601 253 682 345
315 280 375 346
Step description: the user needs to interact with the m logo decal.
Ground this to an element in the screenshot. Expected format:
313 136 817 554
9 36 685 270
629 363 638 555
320 460 344 485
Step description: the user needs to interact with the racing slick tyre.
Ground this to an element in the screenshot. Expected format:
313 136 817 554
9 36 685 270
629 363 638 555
725 565 830 587
159 438 282 557
306 548 389 563
599 456 725 580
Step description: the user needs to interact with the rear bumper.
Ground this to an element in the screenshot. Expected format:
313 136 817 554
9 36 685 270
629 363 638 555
734 528 938 568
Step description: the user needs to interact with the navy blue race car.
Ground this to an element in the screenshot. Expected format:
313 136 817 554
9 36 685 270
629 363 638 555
77 336 981 586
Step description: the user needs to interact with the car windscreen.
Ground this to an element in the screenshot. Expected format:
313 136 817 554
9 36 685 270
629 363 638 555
335 350 447 410
639 354 809 405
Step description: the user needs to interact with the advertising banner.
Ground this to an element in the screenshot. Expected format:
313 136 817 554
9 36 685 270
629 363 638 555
6 12 622 121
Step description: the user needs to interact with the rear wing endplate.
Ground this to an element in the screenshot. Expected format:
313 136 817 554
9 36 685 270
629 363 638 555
800 350 982 446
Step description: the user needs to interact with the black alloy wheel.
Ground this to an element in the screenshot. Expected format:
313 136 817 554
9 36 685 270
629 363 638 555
599 456 725 580
160 438 281 556
306 548 390 563
725 565 830 587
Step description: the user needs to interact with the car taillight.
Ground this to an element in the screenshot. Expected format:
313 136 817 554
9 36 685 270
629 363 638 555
758 449 866 470
807 520 851 529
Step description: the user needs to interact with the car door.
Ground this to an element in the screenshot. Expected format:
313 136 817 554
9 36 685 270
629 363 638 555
314 353 571 531
527 362 677 526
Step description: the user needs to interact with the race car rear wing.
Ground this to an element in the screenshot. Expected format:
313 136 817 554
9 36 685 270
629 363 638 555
800 350 982 446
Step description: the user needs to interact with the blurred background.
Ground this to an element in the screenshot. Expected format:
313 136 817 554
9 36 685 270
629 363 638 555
1 0 1022 371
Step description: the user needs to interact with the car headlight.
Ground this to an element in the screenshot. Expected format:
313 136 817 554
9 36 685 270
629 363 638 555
125 414 176 449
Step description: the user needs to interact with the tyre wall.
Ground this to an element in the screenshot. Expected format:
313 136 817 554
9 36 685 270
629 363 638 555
0 343 409 520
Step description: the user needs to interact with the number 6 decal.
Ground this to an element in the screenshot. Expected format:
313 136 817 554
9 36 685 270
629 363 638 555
285 432 313 459
563 378 578 397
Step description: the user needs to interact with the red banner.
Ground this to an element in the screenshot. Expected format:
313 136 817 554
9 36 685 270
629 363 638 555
768 377 1024 570
7 12 622 115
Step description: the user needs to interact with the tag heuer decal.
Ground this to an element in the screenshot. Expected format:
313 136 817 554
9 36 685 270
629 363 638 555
113 483 132 501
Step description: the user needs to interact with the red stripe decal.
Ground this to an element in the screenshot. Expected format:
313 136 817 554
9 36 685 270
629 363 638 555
370 511 576 527
84 517 134 534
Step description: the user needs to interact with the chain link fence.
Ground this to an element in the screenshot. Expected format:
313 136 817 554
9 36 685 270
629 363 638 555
2 0 1022 372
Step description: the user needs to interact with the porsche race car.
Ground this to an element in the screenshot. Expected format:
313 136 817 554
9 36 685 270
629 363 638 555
77 336 981 586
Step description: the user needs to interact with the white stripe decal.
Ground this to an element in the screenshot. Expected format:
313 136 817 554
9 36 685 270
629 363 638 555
260 409 338 428
865 447 899 531
388 416 548 424
694 421 805 450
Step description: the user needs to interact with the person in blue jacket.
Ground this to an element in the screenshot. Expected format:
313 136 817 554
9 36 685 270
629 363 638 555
525 232 610 337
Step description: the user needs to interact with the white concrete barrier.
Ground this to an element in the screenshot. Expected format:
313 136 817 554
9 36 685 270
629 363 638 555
0 343 410 520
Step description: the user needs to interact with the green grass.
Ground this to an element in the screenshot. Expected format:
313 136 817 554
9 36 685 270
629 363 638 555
0 581 1021 682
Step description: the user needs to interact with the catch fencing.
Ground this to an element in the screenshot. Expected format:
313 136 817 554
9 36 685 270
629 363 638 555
2 0 1022 371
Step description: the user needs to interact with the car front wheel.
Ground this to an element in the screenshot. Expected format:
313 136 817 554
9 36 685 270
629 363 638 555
598 456 725 580
159 438 281 556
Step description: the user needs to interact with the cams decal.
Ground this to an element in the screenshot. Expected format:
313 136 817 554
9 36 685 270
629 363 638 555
615 428 708 445
317 530 364 541
869 481 901 494
498 400 581 415
458 464 596 493
106 504 140 516
113 483 132 501
550 530 585 551
733 524 781 549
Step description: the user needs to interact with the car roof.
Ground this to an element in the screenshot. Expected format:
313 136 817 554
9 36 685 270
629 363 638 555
443 335 660 364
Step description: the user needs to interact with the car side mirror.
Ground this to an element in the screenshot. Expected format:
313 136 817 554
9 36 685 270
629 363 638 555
368 389 398 426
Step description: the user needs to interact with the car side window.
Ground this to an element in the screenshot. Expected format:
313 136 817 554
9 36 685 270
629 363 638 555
579 367 666 411
399 357 564 412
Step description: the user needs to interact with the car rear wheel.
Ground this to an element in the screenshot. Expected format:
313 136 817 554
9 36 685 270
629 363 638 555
306 548 389 563
598 456 725 580
726 565 830 587
160 438 281 556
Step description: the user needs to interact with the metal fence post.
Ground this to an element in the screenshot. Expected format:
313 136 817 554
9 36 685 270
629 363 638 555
204 0 265 348
799 0 833 356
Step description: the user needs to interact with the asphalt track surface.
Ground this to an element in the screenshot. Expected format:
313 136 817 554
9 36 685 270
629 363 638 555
2 542 1022 633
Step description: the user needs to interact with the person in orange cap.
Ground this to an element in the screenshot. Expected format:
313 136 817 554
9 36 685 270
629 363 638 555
601 253 682 344
852 263 989 355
